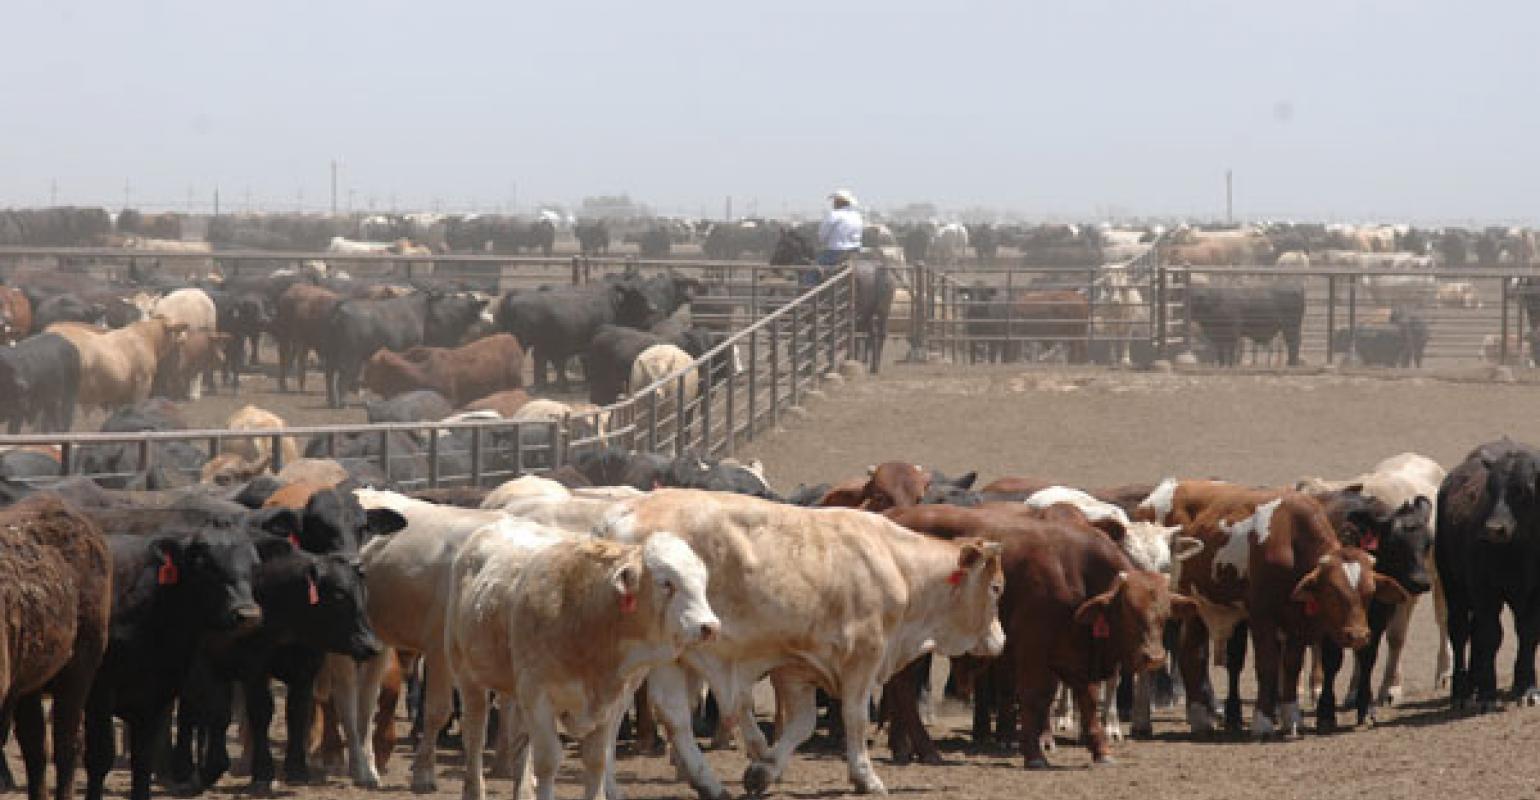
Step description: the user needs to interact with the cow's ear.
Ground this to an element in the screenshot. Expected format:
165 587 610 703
1073 571 1128 624
611 559 642 608
1169 593 1201 619
1173 534 1204 562
1289 565 1323 602
957 539 990 570
1372 573 1411 605
365 507 407 537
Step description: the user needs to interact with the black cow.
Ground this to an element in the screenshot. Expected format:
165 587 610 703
82 529 268 800
213 290 271 391
665 455 779 500
173 542 382 793
1436 439 1540 710
32 293 104 330
1188 286 1305 366
295 484 406 555
587 324 668 405
494 278 682 391
364 390 453 425
958 285 1014 364
1332 308 1428 368
323 292 487 408
1309 489 1432 729
570 447 673 491
76 400 205 490
0 333 80 433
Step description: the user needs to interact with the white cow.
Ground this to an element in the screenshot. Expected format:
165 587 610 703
445 518 719 800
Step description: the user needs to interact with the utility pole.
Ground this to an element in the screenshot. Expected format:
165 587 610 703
1225 169 1234 224
124 179 132 210
724 195 732 222
213 185 220 216
330 160 338 215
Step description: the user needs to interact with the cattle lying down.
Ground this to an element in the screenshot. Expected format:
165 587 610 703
598 488 1005 799
446 519 719 800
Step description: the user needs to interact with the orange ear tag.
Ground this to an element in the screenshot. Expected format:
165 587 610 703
158 554 179 586
307 575 320 606
620 592 638 613
947 569 966 586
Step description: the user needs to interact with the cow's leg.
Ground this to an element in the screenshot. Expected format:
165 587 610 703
342 652 386 788
1016 661 1056 769
1131 671 1154 738
1051 684 1075 732
1315 640 1342 733
646 664 727 800
1249 620 1282 738
14 695 45 800
631 683 660 755
411 653 453 792
458 685 490 800
838 675 885 795
1375 598 1411 707
1277 637 1306 738
879 658 940 766
241 678 280 794
1470 594 1505 710
1356 603 1392 725
744 678 817 796
1072 681 1113 765
1511 597 1540 705
83 692 115 800
1178 617 1218 734
1222 623 1248 733
578 708 624 800
525 697 562 800
490 692 521 778
282 661 322 785
1099 677 1124 744
371 656 402 774
46 658 95 800
1432 569 1454 691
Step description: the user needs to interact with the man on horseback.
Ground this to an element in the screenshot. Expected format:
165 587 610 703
806 188 863 287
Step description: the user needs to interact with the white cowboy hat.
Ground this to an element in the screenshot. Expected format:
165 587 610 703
828 188 858 205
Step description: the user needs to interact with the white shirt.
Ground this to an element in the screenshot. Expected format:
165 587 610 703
819 207 864 251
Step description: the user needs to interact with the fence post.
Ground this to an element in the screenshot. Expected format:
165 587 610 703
59 442 71 477
701 374 714 456
725 361 736 456
1084 267 1096 364
137 438 151 482
511 421 525 476
1348 279 1358 362
470 426 482 486
674 375 687 458
648 387 659 452
770 319 781 427
570 255 582 285
1156 266 1168 356
1327 275 1338 364
1501 277 1512 364
812 284 823 373
426 428 440 488
750 267 760 321
748 327 759 440
790 303 801 405
379 428 392 483
549 420 562 471
1181 271 1193 358
269 433 284 472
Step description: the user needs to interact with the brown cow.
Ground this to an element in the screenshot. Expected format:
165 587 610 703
460 388 532 417
360 333 524 407
0 288 32 345
1007 290 1091 364
311 648 408 778
274 284 341 393
1177 491 1406 738
151 329 229 401
0 494 113 800
887 504 1194 768
818 462 930 511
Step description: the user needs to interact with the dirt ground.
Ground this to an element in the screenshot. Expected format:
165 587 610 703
84 364 1540 800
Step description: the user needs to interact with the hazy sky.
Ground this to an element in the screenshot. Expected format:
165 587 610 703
3 1 1536 222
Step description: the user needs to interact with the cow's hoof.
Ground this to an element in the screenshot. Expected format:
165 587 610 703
693 785 731 800
851 776 887 795
742 762 772 798
1378 686 1404 707
411 772 438 794
1478 698 1504 714
1106 725 1124 743
1039 734 1057 753
245 780 274 797
1091 755 1115 767
1025 757 1050 770
918 751 944 767
1131 724 1154 740
1316 714 1337 734
165 779 203 797
1519 689 1540 707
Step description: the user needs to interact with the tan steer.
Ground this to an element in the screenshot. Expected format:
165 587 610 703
598 488 1006 799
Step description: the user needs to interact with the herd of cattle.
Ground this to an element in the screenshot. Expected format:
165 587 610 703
6 432 1540 800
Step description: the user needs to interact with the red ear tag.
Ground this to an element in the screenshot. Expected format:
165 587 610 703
1303 597 1319 616
947 569 966 586
619 592 638 613
157 554 179 586
1360 532 1379 552
1092 613 1111 639
307 575 320 606
289 534 301 550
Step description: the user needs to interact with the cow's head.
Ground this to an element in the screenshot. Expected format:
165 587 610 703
932 538 1006 658
156 534 264 633
920 470 981 506
294 485 407 555
615 532 719 649
200 452 271 486
1074 570 1198 674
1480 449 1540 544
863 462 932 512
1113 522 1202 574
256 541 382 661
1334 490 1433 596
1290 547 1406 649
